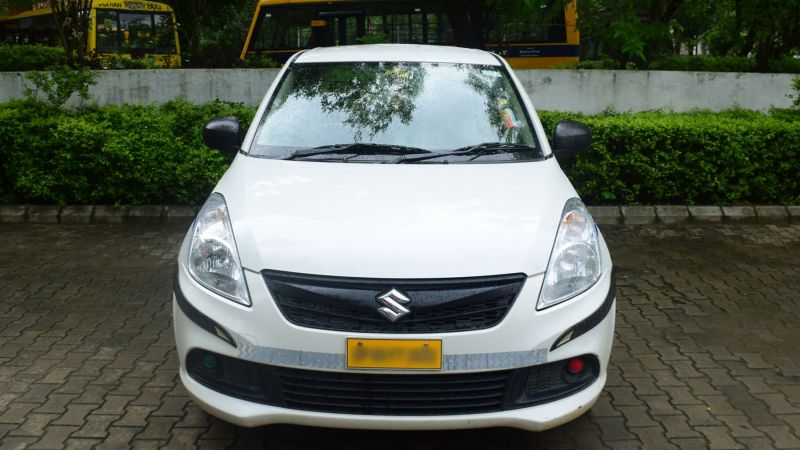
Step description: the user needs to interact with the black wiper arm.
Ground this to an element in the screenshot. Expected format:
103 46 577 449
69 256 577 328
283 143 433 160
394 142 536 163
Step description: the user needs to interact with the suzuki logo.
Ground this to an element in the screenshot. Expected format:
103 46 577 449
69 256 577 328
376 288 411 322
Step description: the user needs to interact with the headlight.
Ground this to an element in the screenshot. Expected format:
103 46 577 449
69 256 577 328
538 198 601 309
188 193 250 306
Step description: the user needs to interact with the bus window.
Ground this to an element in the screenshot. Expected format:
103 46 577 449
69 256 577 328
341 16 358 45
120 12 152 51
153 13 175 52
26 16 54 45
426 12 454 45
487 3 567 44
95 10 176 53
362 5 453 45
253 9 314 50
96 10 119 51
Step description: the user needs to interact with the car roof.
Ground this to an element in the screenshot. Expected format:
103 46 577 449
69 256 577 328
294 44 502 66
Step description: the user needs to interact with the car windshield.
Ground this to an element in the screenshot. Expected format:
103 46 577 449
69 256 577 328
249 61 543 163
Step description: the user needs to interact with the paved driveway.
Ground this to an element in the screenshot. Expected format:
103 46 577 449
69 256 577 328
1 223 799 449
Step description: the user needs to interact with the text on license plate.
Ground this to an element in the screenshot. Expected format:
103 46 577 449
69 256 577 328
346 338 442 369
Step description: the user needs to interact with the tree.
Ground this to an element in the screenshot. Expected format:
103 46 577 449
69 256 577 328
575 0 800 70
575 0 684 65
165 0 257 67
50 0 93 67
704 0 800 70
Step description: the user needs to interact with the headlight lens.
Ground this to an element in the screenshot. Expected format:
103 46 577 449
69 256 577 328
538 198 602 309
188 193 250 306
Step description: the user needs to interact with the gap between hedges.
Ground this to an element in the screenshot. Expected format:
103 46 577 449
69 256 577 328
0 99 798 206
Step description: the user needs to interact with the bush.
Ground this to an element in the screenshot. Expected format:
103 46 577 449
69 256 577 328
238 55 279 68
0 101 797 206
768 58 800 74
573 58 619 70
0 100 254 205
647 55 800 74
97 55 160 70
0 45 68 71
648 55 756 72
539 110 800 205
23 65 97 108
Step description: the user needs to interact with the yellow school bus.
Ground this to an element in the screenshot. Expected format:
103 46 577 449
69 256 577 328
0 0 181 67
240 0 579 69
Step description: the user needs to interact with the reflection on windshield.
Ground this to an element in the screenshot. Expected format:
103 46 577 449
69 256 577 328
252 62 541 161
467 70 528 146
271 63 426 141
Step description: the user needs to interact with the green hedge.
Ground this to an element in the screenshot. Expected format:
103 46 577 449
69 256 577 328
0 100 797 206
0 100 253 205
539 109 799 205
571 55 800 74
647 55 800 74
0 45 68 71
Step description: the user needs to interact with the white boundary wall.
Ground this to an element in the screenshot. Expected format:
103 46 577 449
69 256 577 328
0 69 795 113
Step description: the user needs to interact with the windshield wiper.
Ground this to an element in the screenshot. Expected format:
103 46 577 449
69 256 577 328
393 142 539 163
283 143 433 161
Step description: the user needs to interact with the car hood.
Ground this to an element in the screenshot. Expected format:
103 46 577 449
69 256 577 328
218 157 576 279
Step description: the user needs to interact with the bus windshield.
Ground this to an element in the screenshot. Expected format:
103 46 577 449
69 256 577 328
96 10 176 53
251 62 542 162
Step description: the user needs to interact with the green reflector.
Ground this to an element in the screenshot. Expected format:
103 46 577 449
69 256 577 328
202 354 219 369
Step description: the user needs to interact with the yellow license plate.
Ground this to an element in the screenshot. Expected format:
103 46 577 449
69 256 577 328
346 338 442 369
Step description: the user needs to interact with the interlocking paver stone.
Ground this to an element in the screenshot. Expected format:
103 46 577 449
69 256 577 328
29 425 79 449
1 222 799 449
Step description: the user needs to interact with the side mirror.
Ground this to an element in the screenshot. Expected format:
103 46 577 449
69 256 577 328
203 117 241 156
552 120 591 160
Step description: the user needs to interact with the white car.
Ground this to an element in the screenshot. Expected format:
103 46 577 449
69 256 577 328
173 44 615 432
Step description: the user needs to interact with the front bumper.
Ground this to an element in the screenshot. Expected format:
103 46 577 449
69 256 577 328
173 262 615 431
179 360 607 431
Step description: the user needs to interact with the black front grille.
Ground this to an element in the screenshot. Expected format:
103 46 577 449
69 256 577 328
262 270 526 333
187 350 600 416
276 367 511 415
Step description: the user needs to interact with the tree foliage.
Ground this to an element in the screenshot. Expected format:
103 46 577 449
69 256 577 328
576 0 800 70
23 65 96 108
164 0 258 67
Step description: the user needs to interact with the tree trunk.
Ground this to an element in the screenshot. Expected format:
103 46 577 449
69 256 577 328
442 0 486 49
190 0 204 64
49 0 93 67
